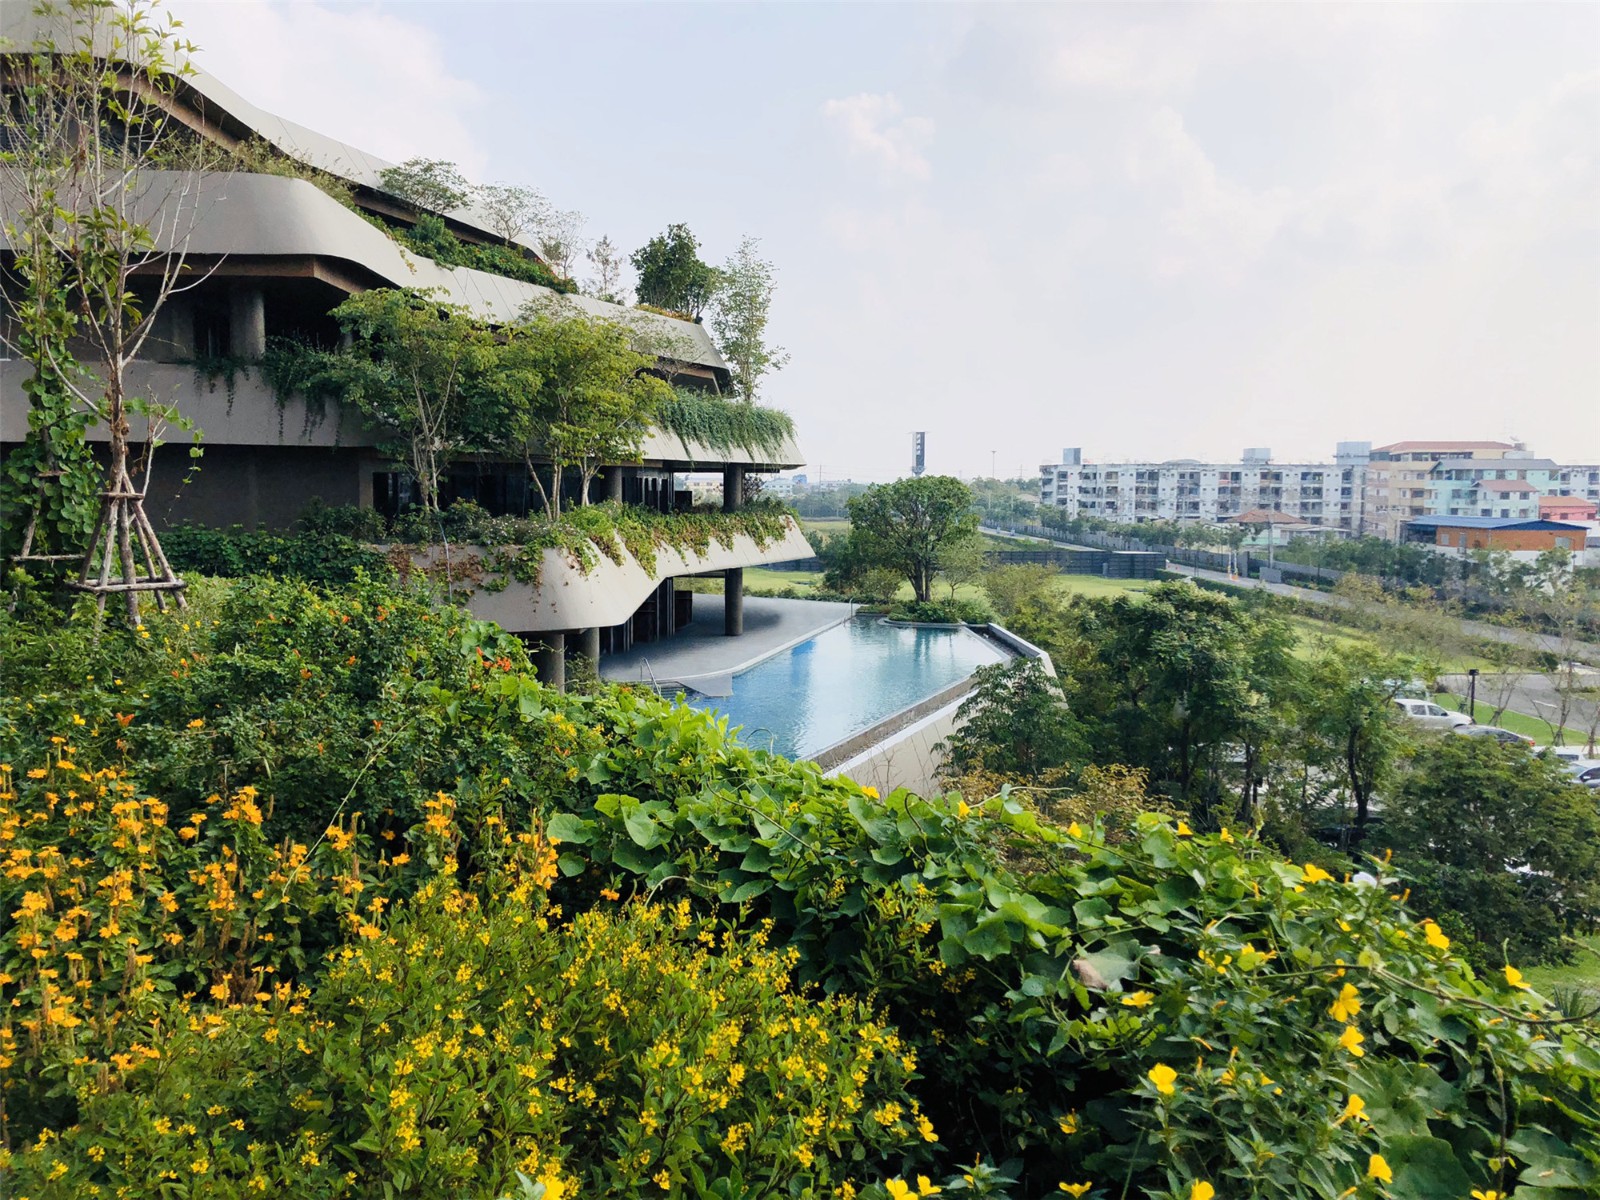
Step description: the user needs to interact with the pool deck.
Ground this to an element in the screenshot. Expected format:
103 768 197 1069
599 595 857 696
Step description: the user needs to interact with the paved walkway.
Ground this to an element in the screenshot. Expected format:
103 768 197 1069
599 595 856 696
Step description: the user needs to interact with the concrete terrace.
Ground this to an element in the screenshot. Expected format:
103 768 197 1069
599 595 857 696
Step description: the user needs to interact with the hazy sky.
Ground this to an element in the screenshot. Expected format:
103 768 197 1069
176 1 1600 481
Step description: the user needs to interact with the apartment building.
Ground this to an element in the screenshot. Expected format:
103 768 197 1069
1360 441 1523 540
1040 437 1600 540
1038 448 1359 529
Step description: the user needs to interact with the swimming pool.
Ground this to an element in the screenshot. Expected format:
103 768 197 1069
683 619 1008 760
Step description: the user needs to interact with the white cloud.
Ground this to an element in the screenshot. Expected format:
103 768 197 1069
171 0 490 176
821 92 935 181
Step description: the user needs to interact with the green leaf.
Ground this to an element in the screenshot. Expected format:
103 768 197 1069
546 812 592 845
623 807 662 849
1381 1135 1473 1200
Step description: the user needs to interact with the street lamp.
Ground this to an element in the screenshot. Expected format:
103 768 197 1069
1467 668 1478 724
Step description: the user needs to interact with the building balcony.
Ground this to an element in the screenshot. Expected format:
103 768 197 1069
402 517 813 636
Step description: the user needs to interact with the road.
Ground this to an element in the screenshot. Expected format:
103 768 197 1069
1437 671 1600 747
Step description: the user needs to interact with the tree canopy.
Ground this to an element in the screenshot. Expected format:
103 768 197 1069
706 235 789 402
844 475 980 603
631 223 719 318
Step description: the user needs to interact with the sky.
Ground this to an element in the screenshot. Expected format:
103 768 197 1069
174 0 1600 482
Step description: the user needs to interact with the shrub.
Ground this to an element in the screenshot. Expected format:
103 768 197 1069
885 598 991 624
0 763 923 1197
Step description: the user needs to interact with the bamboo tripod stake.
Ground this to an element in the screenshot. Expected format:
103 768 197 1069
65 462 187 625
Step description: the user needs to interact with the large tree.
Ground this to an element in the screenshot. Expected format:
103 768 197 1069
1292 644 1409 836
630 223 718 318
1062 581 1296 817
845 476 979 604
1383 734 1600 965
706 235 789 402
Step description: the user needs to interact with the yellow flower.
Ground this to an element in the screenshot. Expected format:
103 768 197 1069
540 1178 566 1200
1338 1025 1365 1057
1335 1094 1367 1125
886 1181 915 1200
916 1176 942 1197
187 718 205 730
862 786 879 800
1470 1191 1505 1200
1218 828 1234 843
1176 820 1193 836
1068 821 1084 837
1148 1062 1178 1096
1503 965 1531 991
1190 1183 1215 1200
1421 920 1450 951
956 800 971 819
1366 1154 1392 1184
1121 991 1155 1008
1059 1185 1092 1198
1329 982 1362 1023
1057 1111 1079 1134
1302 862 1334 884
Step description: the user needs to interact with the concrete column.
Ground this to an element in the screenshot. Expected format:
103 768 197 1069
724 568 744 636
606 468 624 502
531 633 566 692
229 286 266 358
578 625 601 665
723 465 744 512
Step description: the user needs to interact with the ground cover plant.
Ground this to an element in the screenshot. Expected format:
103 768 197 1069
1 575 1597 1198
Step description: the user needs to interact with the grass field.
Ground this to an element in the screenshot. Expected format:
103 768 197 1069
1526 934 1600 1000
1430 692 1588 746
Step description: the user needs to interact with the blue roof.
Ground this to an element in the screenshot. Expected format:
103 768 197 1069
1404 516 1586 532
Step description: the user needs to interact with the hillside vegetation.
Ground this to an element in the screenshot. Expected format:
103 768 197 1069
1 575 1596 1199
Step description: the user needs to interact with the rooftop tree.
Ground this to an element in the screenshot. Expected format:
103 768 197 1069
376 157 471 213
325 288 510 514
514 301 672 518
631 223 718 318
707 234 789 403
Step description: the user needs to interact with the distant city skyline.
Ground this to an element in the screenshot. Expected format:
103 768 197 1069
176 1 1600 481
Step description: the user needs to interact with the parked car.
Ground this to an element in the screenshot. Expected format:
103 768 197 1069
1555 757 1600 788
1455 725 1536 747
1392 698 1473 731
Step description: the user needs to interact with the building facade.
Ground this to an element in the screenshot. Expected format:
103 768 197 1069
1039 439 1600 540
1039 448 1360 530
1402 516 1592 563
0 15 809 683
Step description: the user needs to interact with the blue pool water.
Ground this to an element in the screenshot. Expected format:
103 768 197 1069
684 619 1008 760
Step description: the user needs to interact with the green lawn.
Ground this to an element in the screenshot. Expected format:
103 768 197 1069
730 567 1156 607
1430 692 1588 746
1525 934 1600 999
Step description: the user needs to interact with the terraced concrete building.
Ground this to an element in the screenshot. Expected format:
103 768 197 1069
0 12 808 679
